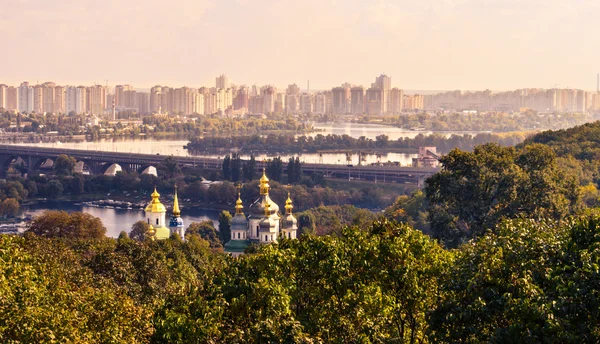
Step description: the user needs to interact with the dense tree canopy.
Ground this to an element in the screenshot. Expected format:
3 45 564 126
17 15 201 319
4 212 600 342
27 211 106 239
53 154 77 176
425 143 580 247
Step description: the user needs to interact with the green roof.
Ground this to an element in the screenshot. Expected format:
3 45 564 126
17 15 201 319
224 239 250 253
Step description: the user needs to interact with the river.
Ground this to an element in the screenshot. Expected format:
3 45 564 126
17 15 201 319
11 123 477 237
12 123 487 166
21 201 221 238
15 123 475 232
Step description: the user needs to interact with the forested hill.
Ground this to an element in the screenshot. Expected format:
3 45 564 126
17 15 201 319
522 120 600 160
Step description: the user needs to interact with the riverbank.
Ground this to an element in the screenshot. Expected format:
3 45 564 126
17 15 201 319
23 193 234 213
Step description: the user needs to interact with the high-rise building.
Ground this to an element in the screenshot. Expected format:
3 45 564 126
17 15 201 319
193 92 204 115
54 86 65 114
314 92 327 114
350 87 365 115
42 82 56 113
66 86 87 114
285 84 300 114
18 82 33 113
136 92 150 115
33 84 43 113
250 84 260 97
390 88 404 114
6 87 18 112
261 86 276 114
248 95 263 114
332 85 351 115
275 93 285 114
150 86 163 113
233 86 249 111
115 85 134 107
87 85 107 114
160 87 173 114
0 85 7 110
300 93 313 114
370 74 391 114
216 74 229 89
172 87 202 115
286 84 300 96
365 88 382 115
404 94 424 110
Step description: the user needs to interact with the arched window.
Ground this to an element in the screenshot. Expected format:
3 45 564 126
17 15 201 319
256 226 259 237
288 232 291 239
147 218 150 224
265 235 268 242
156 218 159 225
237 232 240 239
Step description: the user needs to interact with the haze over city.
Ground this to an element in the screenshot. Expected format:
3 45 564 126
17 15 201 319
2 0 599 90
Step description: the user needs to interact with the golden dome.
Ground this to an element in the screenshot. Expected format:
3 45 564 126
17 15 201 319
145 187 167 213
147 224 156 241
172 187 181 216
235 191 244 214
285 191 293 215
259 169 270 195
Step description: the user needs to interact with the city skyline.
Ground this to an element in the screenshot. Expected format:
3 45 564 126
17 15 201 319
2 74 599 115
1 0 599 90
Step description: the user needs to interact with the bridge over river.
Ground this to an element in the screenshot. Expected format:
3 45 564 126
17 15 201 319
0 145 439 186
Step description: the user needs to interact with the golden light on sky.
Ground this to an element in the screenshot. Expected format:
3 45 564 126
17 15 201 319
1 0 599 90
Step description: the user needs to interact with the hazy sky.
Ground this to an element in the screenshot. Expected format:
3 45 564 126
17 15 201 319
1 0 599 91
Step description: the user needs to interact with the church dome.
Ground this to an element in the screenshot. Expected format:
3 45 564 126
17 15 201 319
249 169 280 218
282 213 298 230
259 214 276 232
281 192 297 230
231 213 248 230
145 188 167 213
249 195 279 218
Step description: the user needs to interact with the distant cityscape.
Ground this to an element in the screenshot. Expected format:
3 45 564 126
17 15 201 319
1 74 600 117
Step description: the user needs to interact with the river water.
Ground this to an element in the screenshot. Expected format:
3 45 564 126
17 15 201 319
13 123 487 166
14 123 480 233
22 201 221 238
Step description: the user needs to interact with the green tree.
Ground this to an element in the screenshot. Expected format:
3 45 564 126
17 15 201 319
243 154 256 181
426 143 579 247
0 198 19 217
297 212 316 235
222 155 231 180
375 134 389 147
185 221 222 249
70 174 84 195
231 153 242 182
384 189 429 232
158 156 181 179
218 210 232 244
27 211 106 239
46 179 64 198
0 235 153 342
130 220 150 241
54 154 76 176
287 157 303 184
430 215 600 342
267 157 283 182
